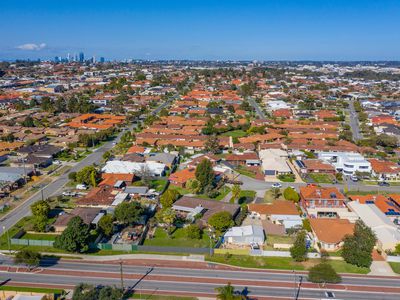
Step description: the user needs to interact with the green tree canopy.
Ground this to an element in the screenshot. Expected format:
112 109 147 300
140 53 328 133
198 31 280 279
75 165 100 187
54 216 91 253
72 283 123 300
14 250 42 270
215 282 246 300
342 220 376 268
208 211 234 235
185 224 202 239
114 201 143 225
160 189 180 208
195 159 215 192
290 230 308 262
30 200 50 232
98 214 114 237
308 263 342 284
283 187 300 202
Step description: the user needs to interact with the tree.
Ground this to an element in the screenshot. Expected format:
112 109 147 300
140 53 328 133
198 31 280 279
290 230 308 262
102 151 112 161
308 263 342 284
231 184 241 203
395 243 400 255
75 166 99 187
208 211 234 235
72 283 123 300
21 116 35 127
98 215 114 237
215 282 246 300
195 159 215 192
30 200 50 232
342 220 376 268
54 216 90 253
186 178 201 194
160 189 179 208
156 208 176 235
283 187 300 202
68 171 77 181
376 134 398 148
204 135 221 154
271 187 281 200
14 250 41 270
114 201 143 225
185 224 202 239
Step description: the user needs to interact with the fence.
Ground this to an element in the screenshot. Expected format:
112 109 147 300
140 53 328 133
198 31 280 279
387 256 400 263
11 238 54 247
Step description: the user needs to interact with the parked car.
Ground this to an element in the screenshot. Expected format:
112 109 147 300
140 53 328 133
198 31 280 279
350 175 358 182
271 183 282 188
76 184 88 190
378 181 390 187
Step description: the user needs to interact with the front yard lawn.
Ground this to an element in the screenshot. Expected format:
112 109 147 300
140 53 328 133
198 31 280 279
207 254 370 274
389 262 400 274
278 174 295 182
234 165 257 178
238 190 256 204
221 130 248 138
308 173 334 184
144 227 211 248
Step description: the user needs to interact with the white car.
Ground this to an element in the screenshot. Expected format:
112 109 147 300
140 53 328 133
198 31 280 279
271 183 282 188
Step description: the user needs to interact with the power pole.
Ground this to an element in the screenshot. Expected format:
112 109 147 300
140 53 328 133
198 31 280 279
119 259 124 290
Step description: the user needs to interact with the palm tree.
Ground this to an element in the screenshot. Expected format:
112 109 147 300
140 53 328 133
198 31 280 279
215 283 246 300
231 184 241 203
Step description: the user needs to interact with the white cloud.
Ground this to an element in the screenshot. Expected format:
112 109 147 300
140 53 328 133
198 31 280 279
16 43 47 51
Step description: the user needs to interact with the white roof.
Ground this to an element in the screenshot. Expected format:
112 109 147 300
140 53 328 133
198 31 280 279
259 149 291 173
224 225 264 238
102 160 165 175
347 201 400 247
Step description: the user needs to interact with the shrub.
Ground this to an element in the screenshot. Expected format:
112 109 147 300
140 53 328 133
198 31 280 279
308 263 342 284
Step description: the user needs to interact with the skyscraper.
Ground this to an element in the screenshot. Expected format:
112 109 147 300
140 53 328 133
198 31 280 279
79 52 84 63
100 57 105 63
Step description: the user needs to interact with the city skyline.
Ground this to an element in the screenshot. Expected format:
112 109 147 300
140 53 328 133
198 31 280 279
1 0 400 61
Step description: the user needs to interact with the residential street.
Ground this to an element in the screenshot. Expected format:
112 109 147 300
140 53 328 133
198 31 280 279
348 99 363 141
0 256 399 299
0 97 173 232
248 97 266 119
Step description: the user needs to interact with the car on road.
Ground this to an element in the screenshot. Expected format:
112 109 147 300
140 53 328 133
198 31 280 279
271 183 282 188
378 181 390 187
350 175 358 182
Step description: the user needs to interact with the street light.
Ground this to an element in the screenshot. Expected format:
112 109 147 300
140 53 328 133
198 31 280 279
207 227 215 257
3 226 10 254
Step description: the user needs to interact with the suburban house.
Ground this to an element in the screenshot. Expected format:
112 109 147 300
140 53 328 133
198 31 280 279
0 167 34 197
349 195 400 223
309 218 355 251
102 160 166 177
347 201 400 251
168 168 196 188
369 159 400 181
76 185 128 208
172 196 240 226
295 159 336 175
248 201 302 230
225 152 261 167
223 225 265 246
145 152 177 169
300 186 347 218
53 207 103 233
259 149 291 176
318 152 371 176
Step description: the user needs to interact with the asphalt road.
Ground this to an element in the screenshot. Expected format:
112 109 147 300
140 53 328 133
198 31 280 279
248 97 266 119
348 100 363 141
0 258 399 299
0 97 173 233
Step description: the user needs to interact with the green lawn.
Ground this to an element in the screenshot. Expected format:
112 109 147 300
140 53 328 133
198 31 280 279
264 190 283 203
0 285 64 294
130 293 197 300
168 185 191 195
265 235 295 248
328 260 370 274
207 254 370 274
238 190 256 204
221 130 248 138
308 173 334 184
208 254 306 270
149 179 169 192
389 262 400 274
278 174 295 182
197 185 231 201
144 227 212 248
234 165 257 178
21 232 59 241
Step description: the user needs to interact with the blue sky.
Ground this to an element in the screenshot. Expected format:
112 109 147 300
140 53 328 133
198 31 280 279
1 0 399 61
